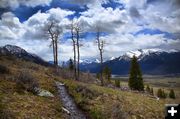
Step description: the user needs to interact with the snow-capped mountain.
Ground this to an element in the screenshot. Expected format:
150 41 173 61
110 56 115 60
115 48 179 61
0 45 50 66
80 49 180 75
80 58 101 65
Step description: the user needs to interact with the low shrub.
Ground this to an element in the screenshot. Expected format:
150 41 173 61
115 80 120 88
150 88 154 95
146 84 150 93
157 89 167 98
16 71 39 94
0 64 9 74
169 89 175 99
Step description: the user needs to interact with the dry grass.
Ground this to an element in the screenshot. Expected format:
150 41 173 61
0 56 65 119
1 55 179 119
60 79 167 119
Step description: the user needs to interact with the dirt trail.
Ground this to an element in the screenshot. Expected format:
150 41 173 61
56 82 87 119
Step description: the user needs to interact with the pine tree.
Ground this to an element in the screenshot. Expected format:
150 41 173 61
150 88 154 95
157 89 166 98
157 89 163 98
103 66 111 81
96 73 100 79
162 90 167 98
69 58 74 71
169 89 175 99
146 84 150 93
115 80 120 87
128 56 144 91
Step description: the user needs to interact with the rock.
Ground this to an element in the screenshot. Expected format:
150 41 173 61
35 87 54 97
55 81 65 86
62 107 70 114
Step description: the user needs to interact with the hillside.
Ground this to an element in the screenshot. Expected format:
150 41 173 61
0 55 66 118
0 45 50 66
0 52 179 118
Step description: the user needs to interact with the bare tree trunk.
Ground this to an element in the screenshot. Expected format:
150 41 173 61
52 40 56 65
55 37 58 66
100 49 104 85
71 21 77 80
76 30 80 80
47 21 62 68
73 41 77 80
96 29 104 86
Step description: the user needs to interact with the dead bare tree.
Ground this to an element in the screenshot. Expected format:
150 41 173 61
96 28 105 86
74 23 81 80
74 21 85 80
47 21 62 66
54 27 62 66
47 22 56 65
69 19 83 80
70 20 77 80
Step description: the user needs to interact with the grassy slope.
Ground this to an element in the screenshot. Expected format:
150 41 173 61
0 56 65 118
61 79 166 119
1 56 179 119
114 78 180 103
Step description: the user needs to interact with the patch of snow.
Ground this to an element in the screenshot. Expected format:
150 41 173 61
110 56 115 60
95 59 100 63
4 45 26 54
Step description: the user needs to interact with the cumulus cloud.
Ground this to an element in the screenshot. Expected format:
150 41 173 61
0 12 25 40
0 0 52 9
0 8 75 61
79 7 128 33
0 0 180 61
23 8 74 40
101 33 180 58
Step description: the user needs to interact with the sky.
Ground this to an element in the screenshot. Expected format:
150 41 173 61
0 0 180 61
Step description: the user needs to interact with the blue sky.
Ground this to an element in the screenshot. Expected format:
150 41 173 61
0 0 180 61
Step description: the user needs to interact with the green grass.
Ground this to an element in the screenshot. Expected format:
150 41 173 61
60 79 166 119
112 77 180 103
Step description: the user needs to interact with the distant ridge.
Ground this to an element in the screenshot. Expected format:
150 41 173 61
79 49 180 75
0 45 51 66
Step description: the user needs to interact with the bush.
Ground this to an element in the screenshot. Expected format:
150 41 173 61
146 84 150 93
0 64 9 74
150 88 154 95
157 89 166 98
157 89 162 98
169 89 175 99
16 71 39 94
115 80 120 88
162 90 167 98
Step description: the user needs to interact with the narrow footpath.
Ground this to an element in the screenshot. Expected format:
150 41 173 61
56 82 87 119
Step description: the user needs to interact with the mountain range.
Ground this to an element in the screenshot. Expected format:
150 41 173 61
80 49 180 75
1 45 180 75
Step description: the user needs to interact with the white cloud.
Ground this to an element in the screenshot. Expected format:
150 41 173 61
0 8 75 61
100 33 180 58
0 0 52 9
0 0 180 61
0 12 25 40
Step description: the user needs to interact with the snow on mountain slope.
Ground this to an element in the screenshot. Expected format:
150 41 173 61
0 45 50 66
79 48 179 64
119 48 179 61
